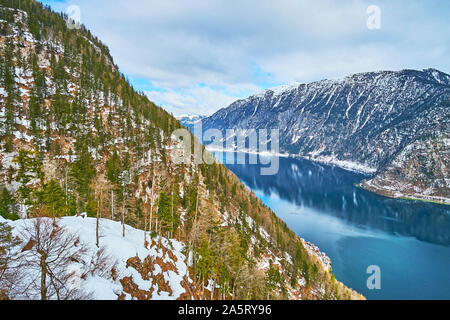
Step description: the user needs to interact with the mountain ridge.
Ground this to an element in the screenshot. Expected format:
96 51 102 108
226 68 450 105
203 68 450 204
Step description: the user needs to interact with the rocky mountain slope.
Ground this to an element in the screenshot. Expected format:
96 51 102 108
362 132 449 203
0 0 362 300
203 69 450 203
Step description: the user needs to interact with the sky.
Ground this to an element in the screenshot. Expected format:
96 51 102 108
39 0 450 116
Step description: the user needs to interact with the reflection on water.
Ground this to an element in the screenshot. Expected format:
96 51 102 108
224 153 450 300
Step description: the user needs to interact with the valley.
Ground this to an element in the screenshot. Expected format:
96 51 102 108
0 0 361 300
1 0 448 301
202 69 450 204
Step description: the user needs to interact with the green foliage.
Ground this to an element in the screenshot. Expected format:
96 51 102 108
0 188 19 220
13 149 43 203
196 235 215 284
157 191 175 234
85 198 97 218
106 149 122 185
70 144 96 203
231 183 237 196
33 179 68 218
266 262 282 290
0 221 21 299
0 221 21 272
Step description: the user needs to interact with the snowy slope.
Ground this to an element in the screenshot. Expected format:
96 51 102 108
1 213 350 300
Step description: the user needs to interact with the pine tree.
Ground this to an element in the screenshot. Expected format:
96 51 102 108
106 149 121 185
0 188 19 220
0 221 22 299
157 191 173 235
13 149 42 204
1 38 17 151
70 144 96 206
34 179 67 218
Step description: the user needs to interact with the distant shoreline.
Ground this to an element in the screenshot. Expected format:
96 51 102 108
207 147 449 206
356 183 450 206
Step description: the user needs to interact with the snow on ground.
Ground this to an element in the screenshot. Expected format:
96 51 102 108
1 216 191 300
306 154 377 174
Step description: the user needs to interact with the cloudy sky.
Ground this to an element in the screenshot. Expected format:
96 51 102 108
40 0 450 116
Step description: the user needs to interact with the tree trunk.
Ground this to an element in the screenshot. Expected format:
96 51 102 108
194 183 199 222
65 167 68 207
144 206 147 244
171 188 174 238
193 243 196 281
40 253 47 300
111 190 114 220
232 283 235 301
96 198 100 248
122 207 125 237
150 202 153 236
211 278 215 300
149 171 155 236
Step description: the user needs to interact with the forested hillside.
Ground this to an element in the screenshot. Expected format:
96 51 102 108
0 0 362 300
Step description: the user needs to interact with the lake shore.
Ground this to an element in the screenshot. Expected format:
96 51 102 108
207 147 450 206
358 181 450 206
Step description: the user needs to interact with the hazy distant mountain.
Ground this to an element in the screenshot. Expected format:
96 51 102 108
203 69 450 203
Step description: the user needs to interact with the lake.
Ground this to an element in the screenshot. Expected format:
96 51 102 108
223 153 450 300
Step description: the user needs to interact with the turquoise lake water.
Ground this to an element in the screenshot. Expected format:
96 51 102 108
224 154 450 300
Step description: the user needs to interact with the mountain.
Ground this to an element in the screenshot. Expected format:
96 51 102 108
0 0 362 300
175 114 205 130
203 69 450 204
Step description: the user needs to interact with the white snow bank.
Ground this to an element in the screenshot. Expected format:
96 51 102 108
1 216 191 300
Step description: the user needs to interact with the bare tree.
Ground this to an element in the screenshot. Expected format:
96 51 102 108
19 218 92 300
0 222 23 300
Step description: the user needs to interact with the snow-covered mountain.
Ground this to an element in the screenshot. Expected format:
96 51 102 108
176 114 206 130
203 69 450 203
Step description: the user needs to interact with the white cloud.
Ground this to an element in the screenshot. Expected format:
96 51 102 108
42 0 450 115
146 84 261 116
